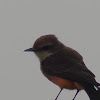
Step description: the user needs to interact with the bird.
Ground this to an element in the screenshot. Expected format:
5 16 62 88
25 34 100 100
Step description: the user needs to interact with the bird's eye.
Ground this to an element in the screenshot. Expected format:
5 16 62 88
42 46 50 50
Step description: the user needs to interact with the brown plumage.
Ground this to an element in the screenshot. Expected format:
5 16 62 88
25 34 100 100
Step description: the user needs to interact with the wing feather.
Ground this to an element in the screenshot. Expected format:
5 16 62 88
42 47 95 83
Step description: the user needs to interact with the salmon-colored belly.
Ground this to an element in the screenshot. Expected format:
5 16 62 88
41 67 83 90
48 76 83 90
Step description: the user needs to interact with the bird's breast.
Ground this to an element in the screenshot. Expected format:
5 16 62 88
40 66 83 90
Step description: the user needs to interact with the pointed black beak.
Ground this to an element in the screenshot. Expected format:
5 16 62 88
24 48 34 52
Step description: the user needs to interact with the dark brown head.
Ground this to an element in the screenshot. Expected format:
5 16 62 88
25 34 64 61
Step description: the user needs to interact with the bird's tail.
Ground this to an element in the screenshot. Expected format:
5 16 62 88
79 81 100 100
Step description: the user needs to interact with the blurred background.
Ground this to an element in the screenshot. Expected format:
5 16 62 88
0 0 100 100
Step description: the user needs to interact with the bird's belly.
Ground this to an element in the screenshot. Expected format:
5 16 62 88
41 67 83 90
44 74 83 90
49 76 79 89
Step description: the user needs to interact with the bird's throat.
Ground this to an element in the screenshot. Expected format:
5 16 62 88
35 51 53 61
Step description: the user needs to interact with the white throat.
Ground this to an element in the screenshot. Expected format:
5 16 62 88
35 51 53 61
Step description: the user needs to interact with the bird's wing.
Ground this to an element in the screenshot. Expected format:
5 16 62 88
42 47 95 84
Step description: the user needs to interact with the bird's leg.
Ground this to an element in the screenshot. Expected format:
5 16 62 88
72 90 79 100
55 88 63 100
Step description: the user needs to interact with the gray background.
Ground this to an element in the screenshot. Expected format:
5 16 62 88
0 0 100 100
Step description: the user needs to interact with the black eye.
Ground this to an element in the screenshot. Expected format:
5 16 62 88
42 46 50 50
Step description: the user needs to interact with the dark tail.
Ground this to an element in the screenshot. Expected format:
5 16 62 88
79 81 100 100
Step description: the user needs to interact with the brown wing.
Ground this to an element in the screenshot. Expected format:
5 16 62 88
41 47 95 84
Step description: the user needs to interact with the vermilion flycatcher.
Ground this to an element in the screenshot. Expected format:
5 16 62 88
25 35 100 100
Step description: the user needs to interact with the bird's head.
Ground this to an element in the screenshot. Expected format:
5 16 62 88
25 34 64 61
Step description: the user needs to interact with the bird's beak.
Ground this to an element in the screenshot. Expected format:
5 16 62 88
24 48 35 52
